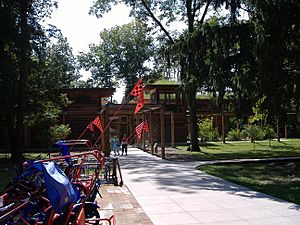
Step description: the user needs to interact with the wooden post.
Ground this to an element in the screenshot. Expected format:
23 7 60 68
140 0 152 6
171 112 175 147
277 118 280 142
285 122 288 139
129 115 133 144
160 106 165 159
222 112 225 143
142 113 146 151
236 118 240 131
150 110 154 154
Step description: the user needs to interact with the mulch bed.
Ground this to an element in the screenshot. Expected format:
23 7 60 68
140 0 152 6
144 146 204 162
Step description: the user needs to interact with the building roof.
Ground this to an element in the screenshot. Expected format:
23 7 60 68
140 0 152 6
60 88 115 97
144 84 181 92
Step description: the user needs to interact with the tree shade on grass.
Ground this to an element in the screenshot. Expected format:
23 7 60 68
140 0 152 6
176 139 300 160
199 161 300 204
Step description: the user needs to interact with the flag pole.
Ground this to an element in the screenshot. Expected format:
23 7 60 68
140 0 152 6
92 79 145 149
92 94 131 148
129 133 137 144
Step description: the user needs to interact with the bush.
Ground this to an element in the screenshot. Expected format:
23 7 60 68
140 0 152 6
198 118 219 142
243 125 264 142
263 125 276 140
49 124 71 144
227 129 241 141
240 129 248 140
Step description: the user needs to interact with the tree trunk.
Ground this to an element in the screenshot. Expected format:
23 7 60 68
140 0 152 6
12 1 31 160
276 117 280 142
186 83 200 152
5 111 22 161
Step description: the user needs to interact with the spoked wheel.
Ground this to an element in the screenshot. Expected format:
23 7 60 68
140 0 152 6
84 204 100 225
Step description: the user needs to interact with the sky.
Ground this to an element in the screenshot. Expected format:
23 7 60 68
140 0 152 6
48 0 132 102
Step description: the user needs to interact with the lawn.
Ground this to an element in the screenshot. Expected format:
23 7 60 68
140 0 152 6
0 153 47 191
198 161 300 204
176 139 300 160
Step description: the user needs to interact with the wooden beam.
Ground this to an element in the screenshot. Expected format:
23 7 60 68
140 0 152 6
150 110 154 154
171 112 175 147
222 112 225 144
160 105 165 159
142 113 146 151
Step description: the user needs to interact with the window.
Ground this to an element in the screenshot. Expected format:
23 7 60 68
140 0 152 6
158 92 176 104
168 93 176 104
151 93 156 104
158 93 166 104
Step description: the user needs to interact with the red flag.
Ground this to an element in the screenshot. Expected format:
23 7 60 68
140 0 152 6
134 95 144 114
143 121 149 132
130 79 143 99
92 116 103 132
135 122 144 139
87 122 94 132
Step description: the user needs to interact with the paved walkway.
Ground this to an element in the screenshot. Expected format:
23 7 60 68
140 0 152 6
118 147 300 225
96 185 153 225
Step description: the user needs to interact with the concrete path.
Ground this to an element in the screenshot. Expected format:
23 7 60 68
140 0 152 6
118 148 300 225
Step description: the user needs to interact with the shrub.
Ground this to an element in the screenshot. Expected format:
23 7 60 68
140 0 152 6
243 125 264 142
49 124 71 144
227 129 241 141
263 125 276 140
198 118 219 142
240 129 248 140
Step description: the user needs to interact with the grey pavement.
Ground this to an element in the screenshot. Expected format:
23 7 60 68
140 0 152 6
118 147 300 225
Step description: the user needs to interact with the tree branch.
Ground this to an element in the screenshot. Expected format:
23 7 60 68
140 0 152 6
192 0 200 18
200 0 211 25
240 6 254 14
140 0 174 44
186 0 194 32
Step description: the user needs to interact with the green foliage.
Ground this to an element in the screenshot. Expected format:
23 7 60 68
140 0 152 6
0 0 60 157
243 124 265 142
78 19 156 96
49 124 71 144
263 125 276 140
250 1 300 122
248 97 268 125
198 118 219 142
240 129 248 140
43 34 81 89
227 129 241 141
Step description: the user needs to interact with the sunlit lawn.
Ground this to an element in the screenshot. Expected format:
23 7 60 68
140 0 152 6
176 139 300 160
199 161 300 204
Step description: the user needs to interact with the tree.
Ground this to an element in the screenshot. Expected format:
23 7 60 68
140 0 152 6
247 0 300 140
91 0 243 151
0 0 57 160
25 34 79 147
79 20 156 97
0 0 72 160
43 34 81 88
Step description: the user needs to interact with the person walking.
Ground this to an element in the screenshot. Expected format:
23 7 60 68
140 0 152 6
111 135 121 155
121 134 128 155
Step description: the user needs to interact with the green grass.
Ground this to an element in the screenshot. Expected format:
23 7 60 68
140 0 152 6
176 139 300 160
0 153 47 191
199 161 300 204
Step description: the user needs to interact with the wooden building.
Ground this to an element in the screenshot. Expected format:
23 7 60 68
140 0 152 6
61 88 115 140
58 84 232 155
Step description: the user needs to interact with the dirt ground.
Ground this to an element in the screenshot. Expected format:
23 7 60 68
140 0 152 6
144 146 204 162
